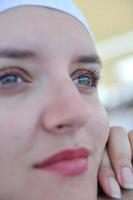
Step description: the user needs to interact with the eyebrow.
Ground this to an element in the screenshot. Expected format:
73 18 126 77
0 48 36 59
0 48 102 67
75 55 102 66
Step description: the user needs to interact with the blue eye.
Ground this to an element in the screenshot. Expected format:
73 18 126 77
72 68 100 89
73 76 92 86
0 67 32 89
0 75 22 86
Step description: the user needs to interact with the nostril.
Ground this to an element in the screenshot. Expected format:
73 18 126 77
56 124 73 130
57 125 64 129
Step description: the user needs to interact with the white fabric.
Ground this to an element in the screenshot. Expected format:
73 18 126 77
0 0 91 34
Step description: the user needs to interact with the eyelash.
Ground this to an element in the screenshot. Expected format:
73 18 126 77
71 67 100 88
0 67 32 88
0 66 100 93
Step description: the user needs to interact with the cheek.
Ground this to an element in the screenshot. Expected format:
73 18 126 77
94 110 109 145
0 110 33 164
87 104 109 162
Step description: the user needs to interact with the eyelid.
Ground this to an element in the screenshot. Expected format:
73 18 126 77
0 66 33 82
71 68 91 78
71 67 100 81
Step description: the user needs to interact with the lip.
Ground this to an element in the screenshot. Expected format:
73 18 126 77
33 147 90 176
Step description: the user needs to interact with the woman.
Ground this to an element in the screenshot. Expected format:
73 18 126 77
0 1 132 199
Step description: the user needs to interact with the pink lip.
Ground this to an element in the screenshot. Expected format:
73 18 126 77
33 147 90 176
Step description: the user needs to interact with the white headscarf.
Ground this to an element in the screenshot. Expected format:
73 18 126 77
0 0 93 36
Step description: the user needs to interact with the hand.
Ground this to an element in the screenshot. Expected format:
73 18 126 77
98 126 133 199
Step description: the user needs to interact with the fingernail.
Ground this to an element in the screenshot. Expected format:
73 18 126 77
108 177 121 199
121 167 133 189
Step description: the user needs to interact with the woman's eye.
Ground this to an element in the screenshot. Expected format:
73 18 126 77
0 75 23 86
72 68 100 89
73 76 92 87
0 67 32 89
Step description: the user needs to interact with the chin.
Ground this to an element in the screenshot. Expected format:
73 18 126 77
28 167 98 200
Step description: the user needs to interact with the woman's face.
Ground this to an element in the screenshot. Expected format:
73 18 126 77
0 6 109 200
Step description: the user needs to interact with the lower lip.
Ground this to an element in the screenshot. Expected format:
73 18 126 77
37 158 88 176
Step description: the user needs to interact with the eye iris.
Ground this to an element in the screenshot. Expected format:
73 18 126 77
0 75 18 85
78 76 92 86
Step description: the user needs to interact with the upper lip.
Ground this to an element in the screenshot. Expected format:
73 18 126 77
33 147 90 168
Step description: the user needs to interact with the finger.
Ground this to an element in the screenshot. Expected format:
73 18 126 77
98 148 121 199
107 126 133 189
128 130 133 156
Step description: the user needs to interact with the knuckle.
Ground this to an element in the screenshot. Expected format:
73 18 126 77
110 126 126 133
99 165 115 177
114 154 132 167
128 130 133 139
110 126 126 137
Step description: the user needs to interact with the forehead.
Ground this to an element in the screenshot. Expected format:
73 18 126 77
0 6 97 57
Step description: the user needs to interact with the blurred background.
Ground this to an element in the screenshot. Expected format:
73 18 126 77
74 0 133 131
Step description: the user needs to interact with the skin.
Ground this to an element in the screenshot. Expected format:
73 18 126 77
0 6 109 200
98 128 133 199
99 189 133 200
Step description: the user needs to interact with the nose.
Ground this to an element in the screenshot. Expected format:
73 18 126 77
40 79 89 135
